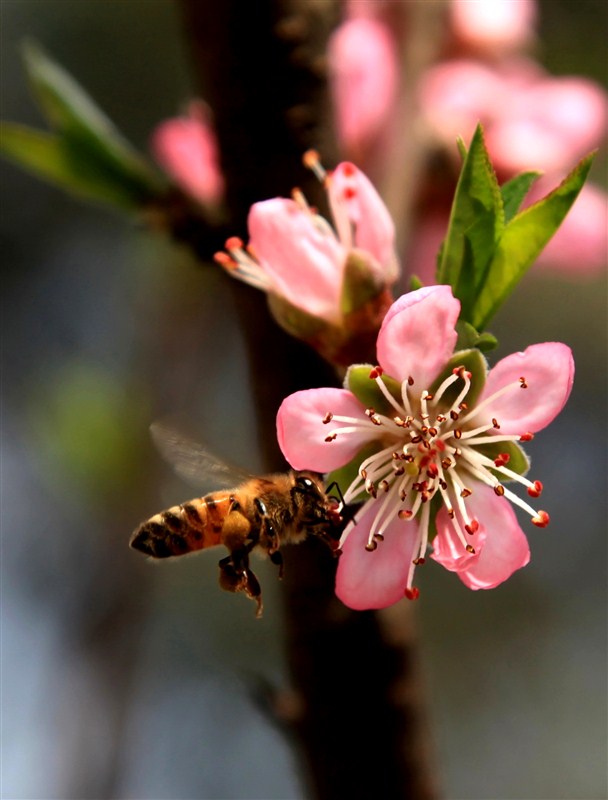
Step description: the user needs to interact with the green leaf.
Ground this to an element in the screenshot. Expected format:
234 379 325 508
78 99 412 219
501 171 540 223
409 274 424 291
454 320 498 353
436 125 504 321
471 152 595 330
0 123 147 208
19 41 163 204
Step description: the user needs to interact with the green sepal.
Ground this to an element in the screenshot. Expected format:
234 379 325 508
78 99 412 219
475 440 530 480
501 171 540 223
429 348 487 410
340 250 383 316
2 41 165 209
267 292 328 340
471 152 595 331
326 441 380 505
345 364 402 415
454 320 498 353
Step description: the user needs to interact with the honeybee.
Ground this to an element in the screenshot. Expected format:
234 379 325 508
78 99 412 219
130 423 345 617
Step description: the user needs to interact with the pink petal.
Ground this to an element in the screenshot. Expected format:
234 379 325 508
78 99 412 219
336 503 419 610
277 388 373 472
432 484 530 590
248 199 345 323
450 0 536 51
328 18 398 156
151 103 224 205
376 286 460 387
478 343 574 435
328 162 398 281
535 183 608 275
487 118 573 174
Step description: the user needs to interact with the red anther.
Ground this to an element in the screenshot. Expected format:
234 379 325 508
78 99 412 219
374 533 384 542
465 544 476 554
436 414 446 423
423 392 434 401
398 509 412 519
448 508 455 518
322 412 333 424
494 453 511 467
452 367 461 375
369 365 383 379
519 377 528 389
494 484 505 496
459 402 468 411
527 480 543 498
442 457 452 469
343 186 357 200
411 435 422 444
460 488 472 498
520 432 534 442
450 410 459 420
380 480 390 493
365 541 378 552
393 466 405 476
225 236 243 250
532 510 550 528
413 557 425 566
454 429 462 439
421 491 430 504
407 376 414 386
404 587 420 600
492 418 500 429
428 427 438 437
439 479 448 490
427 463 439 478
324 433 337 442
302 149 320 168
365 407 376 417
465 519 479 535
341 161 356 176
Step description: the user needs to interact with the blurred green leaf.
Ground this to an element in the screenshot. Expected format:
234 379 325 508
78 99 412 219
454 319 498 353
500 171 540 223
471 153 595 330
0 41 165 208
0 123 146 207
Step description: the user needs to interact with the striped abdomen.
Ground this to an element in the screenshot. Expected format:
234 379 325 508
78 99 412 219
130 492 233 558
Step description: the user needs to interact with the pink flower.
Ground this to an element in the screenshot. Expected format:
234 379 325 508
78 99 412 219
328 17 399 159
450 0 537 52
420 58 607 175
151 101 224 205
277 286 574 609
532 182 608 275
215 154 398 326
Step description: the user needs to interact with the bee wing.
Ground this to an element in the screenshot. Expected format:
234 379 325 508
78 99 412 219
150 420 252 491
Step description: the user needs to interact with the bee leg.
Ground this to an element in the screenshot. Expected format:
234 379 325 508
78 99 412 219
217 554 264 618
270 549 284 579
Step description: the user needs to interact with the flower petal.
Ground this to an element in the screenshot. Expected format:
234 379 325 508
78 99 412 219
336 503 419 609
478 343 574 434
328 162 398 281
376 286 460 387
151 102 224 205
277 388 374 472
248 199 345 322
431 484 530 589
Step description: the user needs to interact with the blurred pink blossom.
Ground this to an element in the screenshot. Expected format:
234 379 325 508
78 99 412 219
420 58 607 174
327 17 399 159
151 102 224 206
450 0 537 51
532 182 608 274
277 286 574 608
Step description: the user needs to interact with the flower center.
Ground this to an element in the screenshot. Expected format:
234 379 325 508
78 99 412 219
324 365 549 598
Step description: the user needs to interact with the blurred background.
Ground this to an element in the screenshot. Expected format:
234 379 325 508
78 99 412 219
1 1 606 798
